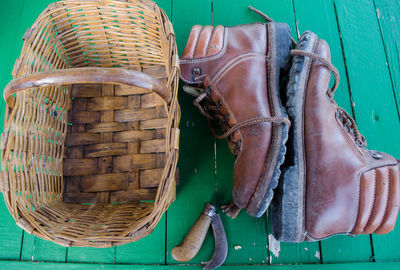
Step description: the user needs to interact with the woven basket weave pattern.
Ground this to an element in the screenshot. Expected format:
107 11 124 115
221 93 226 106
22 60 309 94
1 0 179 247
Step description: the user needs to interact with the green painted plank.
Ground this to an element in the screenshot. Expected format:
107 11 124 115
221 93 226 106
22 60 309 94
166 0 215 265
293 0 371 263
67 247 115 264
155 0 171 16
371 0 400 262
0 196 23 260
115 215 166 264
0 0 26 261
321 236 373 263
269 240 320 265
213 0 297 38
0 0 26 130
0 261 399 270
334 0 400 263
173 0 212 55
374 0 400 115
293 0 352 113
334 0 400 155
21 234 67 262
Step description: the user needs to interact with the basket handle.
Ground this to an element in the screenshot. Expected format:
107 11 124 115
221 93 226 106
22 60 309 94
4 67 171 105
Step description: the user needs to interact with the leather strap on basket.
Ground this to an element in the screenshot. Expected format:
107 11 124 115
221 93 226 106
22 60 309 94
4 67 171 105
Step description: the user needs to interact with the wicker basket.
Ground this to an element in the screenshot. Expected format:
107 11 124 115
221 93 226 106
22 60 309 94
0 0 180 247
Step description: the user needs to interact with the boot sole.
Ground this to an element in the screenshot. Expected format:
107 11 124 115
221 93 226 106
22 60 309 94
270 31 318 242
245 23 292 217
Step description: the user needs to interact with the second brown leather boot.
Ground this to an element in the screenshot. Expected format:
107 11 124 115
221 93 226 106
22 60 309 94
180 22 292 217
271 31 400 242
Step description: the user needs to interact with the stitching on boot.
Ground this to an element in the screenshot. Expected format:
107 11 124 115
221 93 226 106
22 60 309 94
212 52 269 85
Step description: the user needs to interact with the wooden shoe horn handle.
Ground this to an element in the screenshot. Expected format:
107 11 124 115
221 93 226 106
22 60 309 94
171 204 216 262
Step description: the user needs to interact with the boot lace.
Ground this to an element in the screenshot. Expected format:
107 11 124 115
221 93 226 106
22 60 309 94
189 85 291 155
290 50 367 147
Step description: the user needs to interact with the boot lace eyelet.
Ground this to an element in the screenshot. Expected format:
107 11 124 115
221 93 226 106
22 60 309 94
336 109 342 120
372 152 382 159
205 86 213 96
192 67 201 75
355 138 364 147
343 123 350 133
236 139 242 149
224 114 230 124
215 100 222 110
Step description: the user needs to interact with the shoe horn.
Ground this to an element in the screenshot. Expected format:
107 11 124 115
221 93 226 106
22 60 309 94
171 203 216 262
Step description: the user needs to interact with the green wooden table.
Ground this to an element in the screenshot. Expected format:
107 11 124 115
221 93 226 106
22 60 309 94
1 0 400 269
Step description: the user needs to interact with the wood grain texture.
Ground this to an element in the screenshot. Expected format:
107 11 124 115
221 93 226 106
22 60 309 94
63 159 98 176
80 173 128 192
71 84 102 97
84 142 127 158
87 97 128 111
69 111 101 124
114 130 155 142
113 154 157 171
114 85 152 96
140 168 164 188
66 133 100 146
114 108 156 122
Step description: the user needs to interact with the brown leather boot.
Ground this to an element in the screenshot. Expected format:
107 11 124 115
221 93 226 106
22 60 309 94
180 23 292 217
271 31 400 242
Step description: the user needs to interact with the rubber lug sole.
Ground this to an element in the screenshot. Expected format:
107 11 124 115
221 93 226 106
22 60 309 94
270 31 318 242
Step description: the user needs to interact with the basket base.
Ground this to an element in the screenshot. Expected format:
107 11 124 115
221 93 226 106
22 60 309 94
64 68 169 205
